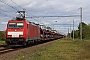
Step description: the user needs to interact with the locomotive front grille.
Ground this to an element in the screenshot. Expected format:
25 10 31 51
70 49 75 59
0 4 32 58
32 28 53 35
6 38 25 45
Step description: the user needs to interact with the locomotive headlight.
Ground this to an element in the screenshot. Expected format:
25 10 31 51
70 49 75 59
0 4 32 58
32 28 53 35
19 32 23 37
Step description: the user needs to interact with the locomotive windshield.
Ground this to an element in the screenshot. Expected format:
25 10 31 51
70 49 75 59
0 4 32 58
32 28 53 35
8 23 24 28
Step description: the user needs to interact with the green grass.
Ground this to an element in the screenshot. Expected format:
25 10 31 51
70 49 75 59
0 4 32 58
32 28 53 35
15 39 90 60
0 40 5 45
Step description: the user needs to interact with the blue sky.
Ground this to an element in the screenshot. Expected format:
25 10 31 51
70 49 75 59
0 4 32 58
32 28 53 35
0 0 90 34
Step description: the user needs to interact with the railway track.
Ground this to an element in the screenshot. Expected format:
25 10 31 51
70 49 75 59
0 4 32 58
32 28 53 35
0 46 23 55
0 40 54 55
0 45 7 47
0 45 13 54
0 43 41 55
0 48 14 54
0 45 21 55
0 40 56 60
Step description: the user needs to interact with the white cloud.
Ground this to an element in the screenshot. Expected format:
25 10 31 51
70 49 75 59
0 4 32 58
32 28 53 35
1 22 7 24
0 0 90 34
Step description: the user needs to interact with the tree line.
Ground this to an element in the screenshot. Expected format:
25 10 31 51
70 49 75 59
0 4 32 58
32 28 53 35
70 22 90 39
0 31 5 41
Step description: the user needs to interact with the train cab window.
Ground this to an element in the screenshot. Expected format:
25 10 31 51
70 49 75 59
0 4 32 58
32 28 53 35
8 23 16 28
8 23 24 28
17 23 24 28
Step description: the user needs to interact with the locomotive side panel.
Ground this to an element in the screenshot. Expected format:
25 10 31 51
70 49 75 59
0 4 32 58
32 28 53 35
25 22 40 42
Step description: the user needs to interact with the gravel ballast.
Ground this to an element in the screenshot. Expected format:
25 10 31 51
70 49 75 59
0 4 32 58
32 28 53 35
0 41 54 60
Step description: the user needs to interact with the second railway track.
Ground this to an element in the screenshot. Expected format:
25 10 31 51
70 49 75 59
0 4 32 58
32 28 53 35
0 48 14 54
0 45 22 55
0 40 56 60
0 40 53 55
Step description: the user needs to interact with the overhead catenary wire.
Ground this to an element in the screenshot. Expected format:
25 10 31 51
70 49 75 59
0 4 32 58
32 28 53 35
24 10 41 22
26 15 80 18
0 9 9 13
0 0 80 35
46 0 56 13
10 0 23 9
10 0 42 22
0 0 37 21
0 0 18 10
10 0 35 16
0 0 40 23
0 12 12 18
0 9 15 17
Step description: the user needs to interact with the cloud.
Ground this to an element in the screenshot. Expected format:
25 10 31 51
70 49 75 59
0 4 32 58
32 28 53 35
0 22 7 25
0 0 90 34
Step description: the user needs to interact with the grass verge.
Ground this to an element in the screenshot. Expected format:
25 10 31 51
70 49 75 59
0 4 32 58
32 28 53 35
15 39 90 60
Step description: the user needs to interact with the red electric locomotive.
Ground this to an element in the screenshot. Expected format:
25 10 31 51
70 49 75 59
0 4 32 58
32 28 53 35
6 11 40 46
6 11 65 46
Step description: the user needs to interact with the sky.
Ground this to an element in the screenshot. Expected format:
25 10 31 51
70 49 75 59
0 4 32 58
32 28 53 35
0 0 90 34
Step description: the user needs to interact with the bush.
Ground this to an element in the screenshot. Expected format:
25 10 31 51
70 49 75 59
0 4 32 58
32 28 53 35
0 31 5 41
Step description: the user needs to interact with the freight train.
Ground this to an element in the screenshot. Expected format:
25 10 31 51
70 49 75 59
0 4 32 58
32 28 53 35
6 11 65 46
